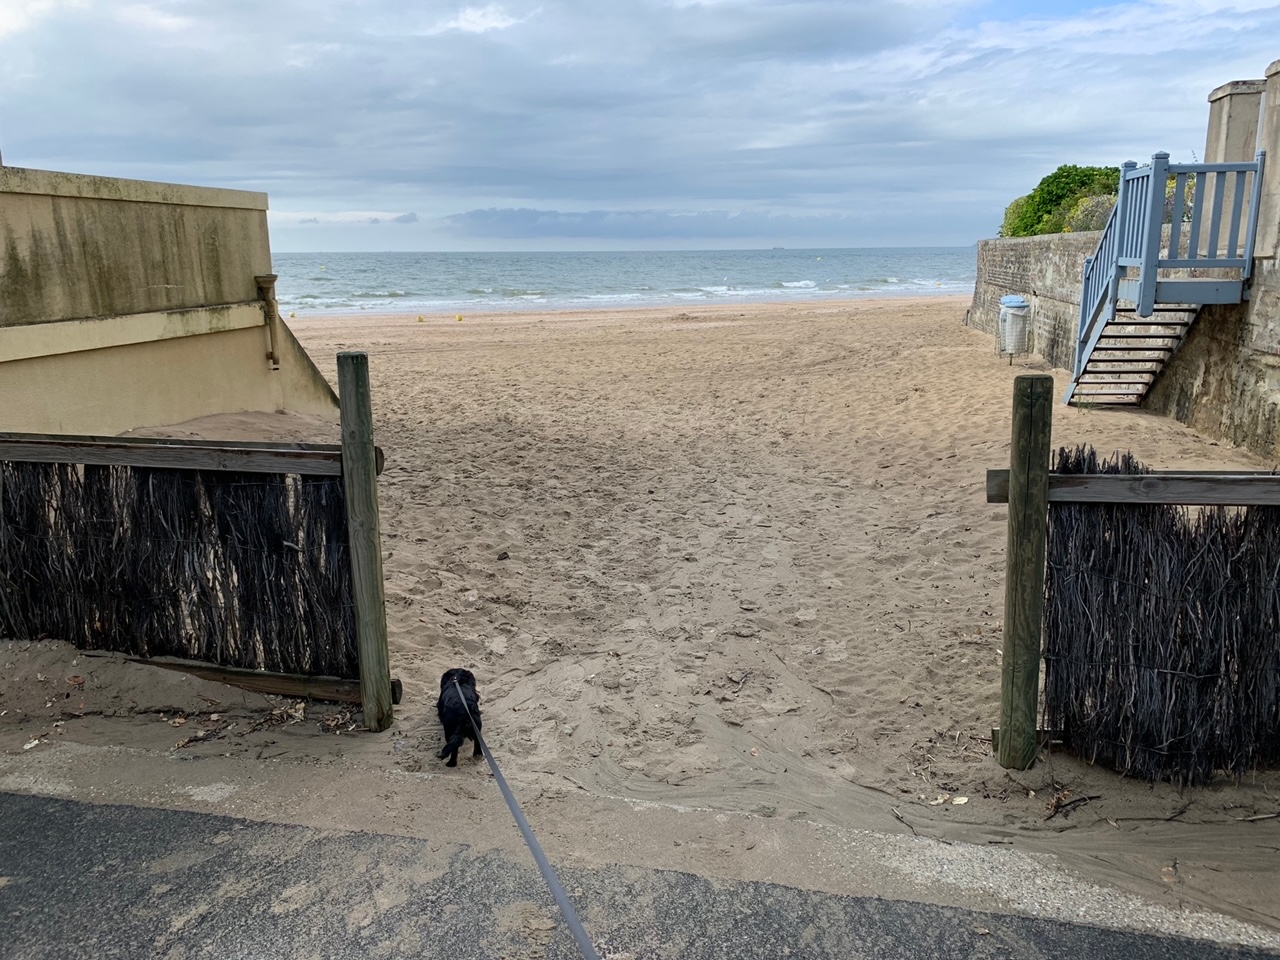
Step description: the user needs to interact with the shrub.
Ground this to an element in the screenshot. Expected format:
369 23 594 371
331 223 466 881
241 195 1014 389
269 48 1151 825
1002 164 1120 237
999 196 1031 238
1062 193 1116 233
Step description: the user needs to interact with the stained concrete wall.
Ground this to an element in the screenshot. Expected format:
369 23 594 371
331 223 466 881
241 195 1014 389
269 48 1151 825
970 58 1280 459
1144 59 1280 456
0 166 337 435
970 231 1102 371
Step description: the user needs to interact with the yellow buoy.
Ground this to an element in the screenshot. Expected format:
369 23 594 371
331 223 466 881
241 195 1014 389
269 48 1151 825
456 314 464 322
417 315 425 323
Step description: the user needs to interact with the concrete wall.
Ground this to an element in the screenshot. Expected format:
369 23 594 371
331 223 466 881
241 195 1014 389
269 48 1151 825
971 231 1101 371
1145 59 1280 456
970 58 1280 459
0 166 337 435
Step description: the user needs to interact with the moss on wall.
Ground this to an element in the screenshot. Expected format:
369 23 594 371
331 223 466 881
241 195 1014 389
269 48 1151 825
1 174 270 327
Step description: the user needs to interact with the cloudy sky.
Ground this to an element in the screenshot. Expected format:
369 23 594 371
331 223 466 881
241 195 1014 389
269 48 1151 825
1 0 1277 250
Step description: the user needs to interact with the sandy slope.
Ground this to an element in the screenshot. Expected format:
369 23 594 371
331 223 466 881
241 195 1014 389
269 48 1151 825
4 296 1279 940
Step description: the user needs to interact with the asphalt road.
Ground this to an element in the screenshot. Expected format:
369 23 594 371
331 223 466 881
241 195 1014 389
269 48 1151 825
1 791 1276 960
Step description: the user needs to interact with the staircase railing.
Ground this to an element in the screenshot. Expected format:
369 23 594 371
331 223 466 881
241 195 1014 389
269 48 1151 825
1067 150 1266 404
1073 165 1132 379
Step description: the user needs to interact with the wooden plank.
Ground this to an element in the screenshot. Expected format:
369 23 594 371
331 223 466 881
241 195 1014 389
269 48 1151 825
0 430 340 452
998 375 1053 771
83 652 403 705
987 470 1280 505
1097 331 1182 338
1090 350 1172 358
1077 380 1151 386
1097 319 1190 326
1157 257 1248 269
1152 279 1244 304
0 432 383 476
1079 368 1161 375
338 351 395 733
0 436 341 475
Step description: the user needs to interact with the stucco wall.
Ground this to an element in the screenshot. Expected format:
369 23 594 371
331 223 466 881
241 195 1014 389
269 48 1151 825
0 167 271 326
0 166 337 435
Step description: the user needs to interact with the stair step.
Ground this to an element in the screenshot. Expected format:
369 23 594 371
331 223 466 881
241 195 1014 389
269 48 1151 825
1114 306 1197 314
1079 380 1153 386
1081 369 1160 376
1070 398 1142 406
1096 332 1183 339
1072 390 1146 397
1080 350 1172 358
1108 321 1192 326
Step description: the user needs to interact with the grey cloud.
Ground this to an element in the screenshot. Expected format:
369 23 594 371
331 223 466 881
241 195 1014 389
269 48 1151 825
2 1 1278 249
446 207 864 241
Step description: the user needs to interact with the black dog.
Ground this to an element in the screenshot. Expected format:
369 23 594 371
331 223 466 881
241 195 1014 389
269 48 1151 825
437 668 483 767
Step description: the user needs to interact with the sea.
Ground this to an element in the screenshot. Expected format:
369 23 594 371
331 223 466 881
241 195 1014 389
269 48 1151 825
271 247 976 315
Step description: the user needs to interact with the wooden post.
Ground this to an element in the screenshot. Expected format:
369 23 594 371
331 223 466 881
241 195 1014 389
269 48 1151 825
998 375 1053 769
338 352 394 732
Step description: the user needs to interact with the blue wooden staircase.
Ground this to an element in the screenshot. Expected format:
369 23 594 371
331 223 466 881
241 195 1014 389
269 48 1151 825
1066 151 1267 406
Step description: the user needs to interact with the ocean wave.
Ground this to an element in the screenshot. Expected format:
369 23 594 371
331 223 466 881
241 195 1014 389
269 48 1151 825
272 249 976 314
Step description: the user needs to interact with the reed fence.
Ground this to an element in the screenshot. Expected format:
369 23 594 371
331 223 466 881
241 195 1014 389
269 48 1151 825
988 375 1280 783
0 352 395 729
1043 446 1280 785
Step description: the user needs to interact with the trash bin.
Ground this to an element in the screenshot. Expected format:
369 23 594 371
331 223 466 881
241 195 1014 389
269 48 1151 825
998 295 1030 359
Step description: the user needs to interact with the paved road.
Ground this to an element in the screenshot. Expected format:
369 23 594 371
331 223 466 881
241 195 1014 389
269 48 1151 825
1 791 1276 960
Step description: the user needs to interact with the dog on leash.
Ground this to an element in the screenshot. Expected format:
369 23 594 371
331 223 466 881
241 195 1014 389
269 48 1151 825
437 668 483 766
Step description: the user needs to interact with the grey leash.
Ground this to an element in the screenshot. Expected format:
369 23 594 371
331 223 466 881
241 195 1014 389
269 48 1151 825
455 680 602 960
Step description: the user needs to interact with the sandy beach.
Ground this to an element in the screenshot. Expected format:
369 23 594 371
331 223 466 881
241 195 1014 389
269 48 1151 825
4 295 1280 946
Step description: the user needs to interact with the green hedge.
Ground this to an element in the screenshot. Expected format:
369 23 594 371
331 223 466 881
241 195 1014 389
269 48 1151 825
1001 165 1120 237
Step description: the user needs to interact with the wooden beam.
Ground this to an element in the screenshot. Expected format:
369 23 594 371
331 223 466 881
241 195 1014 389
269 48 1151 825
83 651 402 705
988 469 1280 505
998 375 1053 771
0 432 383 476
338 351 395 733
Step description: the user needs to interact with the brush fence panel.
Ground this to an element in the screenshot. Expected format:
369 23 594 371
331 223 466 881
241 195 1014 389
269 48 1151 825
1042 446 1280 785
0 437 358 679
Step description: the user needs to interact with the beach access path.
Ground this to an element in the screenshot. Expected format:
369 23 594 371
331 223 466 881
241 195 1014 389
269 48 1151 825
2 297 1279 953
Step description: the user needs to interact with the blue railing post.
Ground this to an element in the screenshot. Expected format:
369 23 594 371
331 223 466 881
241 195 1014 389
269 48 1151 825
1138 152 1170 317
1110 161 1136 303
1243 150 1267 282
1075 255 1095 376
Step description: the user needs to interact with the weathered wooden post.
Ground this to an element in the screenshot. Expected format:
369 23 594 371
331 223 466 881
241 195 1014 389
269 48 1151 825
338 351 394 732
998 374 1053 769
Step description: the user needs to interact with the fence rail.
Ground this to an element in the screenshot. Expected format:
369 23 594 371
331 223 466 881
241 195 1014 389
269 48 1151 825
987 468 1280 505
0 432 385 476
